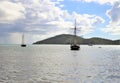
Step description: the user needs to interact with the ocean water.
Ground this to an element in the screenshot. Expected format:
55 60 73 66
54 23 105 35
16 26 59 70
0 45 120 83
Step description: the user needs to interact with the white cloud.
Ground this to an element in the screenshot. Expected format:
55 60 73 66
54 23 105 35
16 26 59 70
76 0 119 5
79 0 120 36
9 32 22 44
0 0 105 44
106 2 120 24
71 12 105 35
0 1 25 23
102 2 120 35
20 0 104 36
102 24 120 35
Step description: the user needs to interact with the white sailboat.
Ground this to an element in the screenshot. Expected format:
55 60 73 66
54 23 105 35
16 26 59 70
21 34 26 47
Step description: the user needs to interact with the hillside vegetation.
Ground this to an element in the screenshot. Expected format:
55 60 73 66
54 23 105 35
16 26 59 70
33 34 120 45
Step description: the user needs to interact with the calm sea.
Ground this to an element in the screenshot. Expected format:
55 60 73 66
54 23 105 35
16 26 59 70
0 45 120 83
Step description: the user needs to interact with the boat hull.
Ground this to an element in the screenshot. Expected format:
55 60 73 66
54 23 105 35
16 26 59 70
21 44 26 47
71 45 80 50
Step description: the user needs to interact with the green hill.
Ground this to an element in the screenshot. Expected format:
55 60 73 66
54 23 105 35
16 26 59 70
33 34 120 45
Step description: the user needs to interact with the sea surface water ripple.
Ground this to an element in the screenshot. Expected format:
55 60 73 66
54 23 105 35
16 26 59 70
0 45 120 83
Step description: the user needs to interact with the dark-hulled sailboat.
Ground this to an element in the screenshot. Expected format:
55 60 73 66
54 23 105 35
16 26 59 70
21 34 26 47
70 19 80 50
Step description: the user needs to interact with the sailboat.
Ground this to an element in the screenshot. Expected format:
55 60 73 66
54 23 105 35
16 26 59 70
70 19 80 50
21 34 26 47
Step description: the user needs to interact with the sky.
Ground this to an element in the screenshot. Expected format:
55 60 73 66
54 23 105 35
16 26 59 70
0 0 120 44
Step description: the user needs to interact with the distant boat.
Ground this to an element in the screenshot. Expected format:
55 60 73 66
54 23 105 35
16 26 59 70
70 19 80 50
88 44 93 46
98 46 102 48
21 34 26 47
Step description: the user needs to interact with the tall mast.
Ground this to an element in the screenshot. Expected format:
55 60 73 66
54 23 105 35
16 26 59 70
73 19 77 44
74 19 77 37
22 34 24 44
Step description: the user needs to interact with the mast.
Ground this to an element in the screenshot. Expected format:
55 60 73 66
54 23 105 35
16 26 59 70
73 19 77 44
74 19 77 37
21 33 26 47
70 19 80 50
22 34 24 44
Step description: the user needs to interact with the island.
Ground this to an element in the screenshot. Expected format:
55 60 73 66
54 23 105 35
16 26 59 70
33 34 120 45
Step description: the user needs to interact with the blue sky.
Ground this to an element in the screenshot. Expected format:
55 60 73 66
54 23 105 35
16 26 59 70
0 0 120 44
61 1 110 15
60 1 116 39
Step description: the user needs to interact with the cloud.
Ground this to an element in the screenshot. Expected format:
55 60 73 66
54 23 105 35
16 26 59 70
0 1 25 23
79 0 120 36
0 0 105 44
106 2 120 24
71 12 105 35
9 32 22 44
102 2 120 35
102 25 120 35
76 0 119 5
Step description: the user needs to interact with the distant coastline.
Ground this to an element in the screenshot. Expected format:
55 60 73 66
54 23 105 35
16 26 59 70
33 34 120 45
